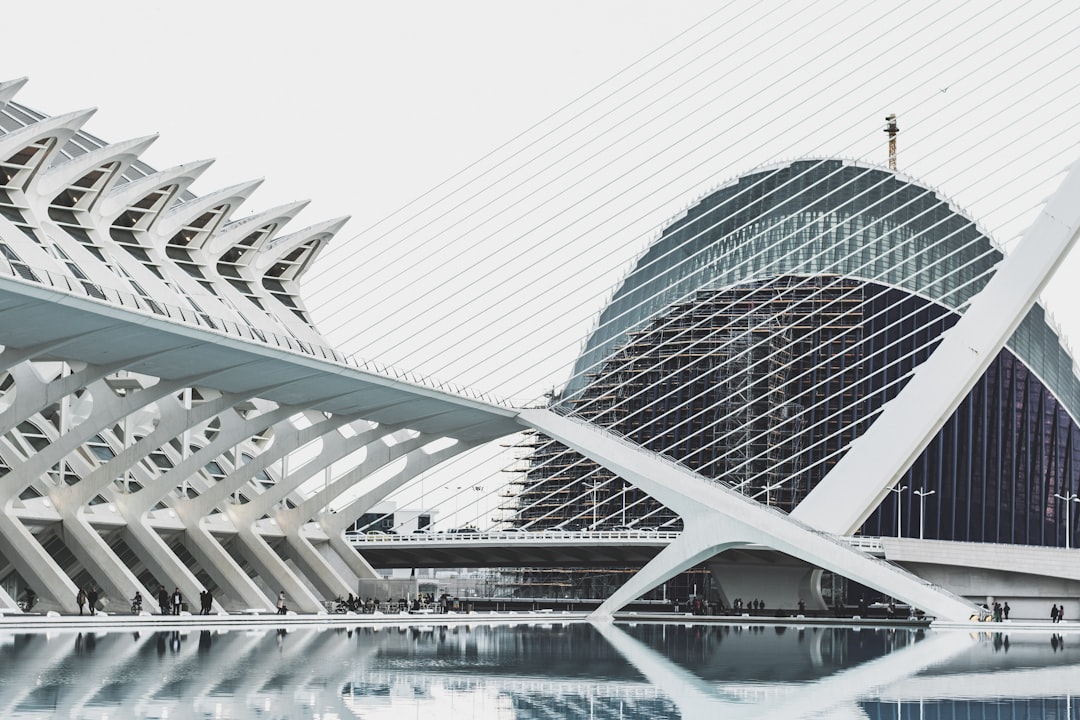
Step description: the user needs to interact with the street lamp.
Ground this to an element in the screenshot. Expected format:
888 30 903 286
1053 491 1080 548
913 488 936 539
890 485 908 537
585 481 602 528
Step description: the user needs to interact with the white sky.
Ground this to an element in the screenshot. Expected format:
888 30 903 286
6 0 1080 526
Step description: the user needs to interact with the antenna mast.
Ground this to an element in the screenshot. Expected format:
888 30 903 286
884 114 899 170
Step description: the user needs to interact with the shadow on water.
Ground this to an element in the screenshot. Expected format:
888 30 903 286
0 622 1076 718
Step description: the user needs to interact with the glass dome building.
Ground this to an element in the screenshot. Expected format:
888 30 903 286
517 158 1080 549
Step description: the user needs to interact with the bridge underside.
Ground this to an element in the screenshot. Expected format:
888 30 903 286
354 542 667 569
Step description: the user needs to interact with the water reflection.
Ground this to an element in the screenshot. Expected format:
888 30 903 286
0 623 1075 718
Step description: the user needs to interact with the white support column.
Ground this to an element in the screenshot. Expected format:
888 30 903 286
0 513 78 612
794 161 1080 534
182 522 275 611
593 520 747 620
117 511 246 613
46 511 149 612
519 408 977 621
231 524 324 613
276 527 355 600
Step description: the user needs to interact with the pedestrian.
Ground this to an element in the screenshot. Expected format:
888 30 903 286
199 590 206 614
158 584 169 615
1051 604 1059 623
1003 601 1010 620
86 585 98 616
992 602 1002 622
172 587 183 615
277 591 287 615
76 587 87 615
203 588 213 615
1059 605 1066 623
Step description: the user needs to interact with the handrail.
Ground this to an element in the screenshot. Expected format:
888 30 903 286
345 529 682 544
0 258 514 407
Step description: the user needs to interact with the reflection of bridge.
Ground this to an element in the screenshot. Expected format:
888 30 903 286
1 622 1076 719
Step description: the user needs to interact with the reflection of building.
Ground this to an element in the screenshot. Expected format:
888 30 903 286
513 159 1080 601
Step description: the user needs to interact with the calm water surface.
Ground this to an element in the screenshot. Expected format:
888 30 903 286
0 622 1077 718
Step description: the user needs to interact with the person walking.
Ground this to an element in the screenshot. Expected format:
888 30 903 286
1051 604 1060 623
172 587 183 615
157 584 169 615
86 585 98 616
76 587 87 615
277 591 287 615
1003 601 1010 620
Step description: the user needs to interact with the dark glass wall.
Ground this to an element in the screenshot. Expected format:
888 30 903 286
520 276 1080 547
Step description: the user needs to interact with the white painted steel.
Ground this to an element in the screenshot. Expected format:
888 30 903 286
793 161 1080 533
519 408 977 621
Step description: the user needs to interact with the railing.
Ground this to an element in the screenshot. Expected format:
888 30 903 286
0 258 513 407
347 529 887 551
841 535 885 553
346 529 681 544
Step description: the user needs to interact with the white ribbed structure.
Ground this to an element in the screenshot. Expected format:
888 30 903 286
0 79 518 615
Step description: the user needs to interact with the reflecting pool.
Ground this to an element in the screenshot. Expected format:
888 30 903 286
0 621 1077 718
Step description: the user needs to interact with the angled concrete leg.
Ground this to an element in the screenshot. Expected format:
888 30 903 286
57 513 149 611
233 526 323 613
0 512 78 612
522 408 978 621
121 518 218 613
281 530 353 600
324 532 379 581
0 585 17 611
592 518 746 620
183 523 273 611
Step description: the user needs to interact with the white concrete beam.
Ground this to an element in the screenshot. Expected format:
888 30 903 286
794 161 1080 534
519 408 978 621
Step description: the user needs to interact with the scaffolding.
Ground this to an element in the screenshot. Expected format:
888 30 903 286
501 277 868 595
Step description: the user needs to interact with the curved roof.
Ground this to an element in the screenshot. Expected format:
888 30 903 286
564 158 1080 421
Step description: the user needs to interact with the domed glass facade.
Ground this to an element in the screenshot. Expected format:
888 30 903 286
518 159 1080 547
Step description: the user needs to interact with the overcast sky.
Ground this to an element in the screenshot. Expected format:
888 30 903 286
6 1 1079 524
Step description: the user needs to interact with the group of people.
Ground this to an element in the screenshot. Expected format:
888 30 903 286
75 585 99 615
334 593 436 614
978 600 1011 621
732 598 764 613
1051 603 1066 622
155 585 187 615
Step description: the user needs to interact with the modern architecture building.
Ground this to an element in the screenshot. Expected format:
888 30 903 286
515 158 1080 605
3 76 1077 622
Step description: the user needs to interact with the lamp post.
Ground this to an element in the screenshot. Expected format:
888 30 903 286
913 488 936 539
621 481 627 526
890 485 908 537
585 481 602 528
1053 491 1080 548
